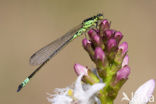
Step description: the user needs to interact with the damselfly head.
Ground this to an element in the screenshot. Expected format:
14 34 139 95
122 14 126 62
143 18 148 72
97 13 104 20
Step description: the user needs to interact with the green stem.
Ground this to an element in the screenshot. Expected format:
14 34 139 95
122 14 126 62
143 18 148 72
98 90 113 104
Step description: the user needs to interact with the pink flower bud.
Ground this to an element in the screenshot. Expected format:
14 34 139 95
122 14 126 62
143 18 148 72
82 38 91 48
101 19 110 30
93 34 100 44
104 30 113 39
88 29 98 40
94 47 105 61
122 55 129 67
107 39 117 51
88 29 94 35
116 66 130 81
114 31 123 43
119 42 128 55
74 64 88 76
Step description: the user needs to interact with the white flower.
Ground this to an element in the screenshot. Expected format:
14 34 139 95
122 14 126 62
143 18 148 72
129 79 155 104
47 74 105 104
47 88 72 104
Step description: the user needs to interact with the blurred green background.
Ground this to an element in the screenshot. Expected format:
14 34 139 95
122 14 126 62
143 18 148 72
0 0 156 104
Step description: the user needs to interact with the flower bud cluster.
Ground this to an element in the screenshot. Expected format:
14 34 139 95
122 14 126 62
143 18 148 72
74 19 130 103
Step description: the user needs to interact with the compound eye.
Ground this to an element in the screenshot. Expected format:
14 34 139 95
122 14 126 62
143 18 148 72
98 13 103 16
97 13 104 20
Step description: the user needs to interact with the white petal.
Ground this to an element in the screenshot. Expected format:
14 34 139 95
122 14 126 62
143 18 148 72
130 79 155 104
122 55 129 67
86 83 105 98
47 93 72 104
74 74 105 104
74 74 86 99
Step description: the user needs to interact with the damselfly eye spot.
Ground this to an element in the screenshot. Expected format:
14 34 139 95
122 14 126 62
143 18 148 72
97 13 104 20
97 13 103 17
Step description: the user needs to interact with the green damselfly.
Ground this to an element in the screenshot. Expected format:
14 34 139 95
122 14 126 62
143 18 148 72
17 13 104 92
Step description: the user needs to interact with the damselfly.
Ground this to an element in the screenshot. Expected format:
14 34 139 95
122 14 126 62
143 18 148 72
17 13 104 92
